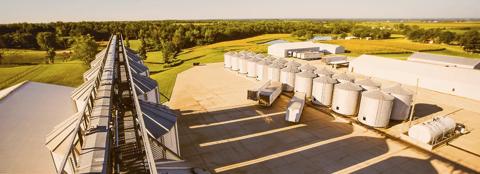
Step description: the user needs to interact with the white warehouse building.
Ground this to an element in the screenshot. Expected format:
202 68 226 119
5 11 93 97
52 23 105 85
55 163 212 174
408 52 480 70
268 42 344 58
349 55 480 101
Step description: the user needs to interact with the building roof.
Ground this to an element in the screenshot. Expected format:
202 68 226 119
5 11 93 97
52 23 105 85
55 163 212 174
0 81 75 173
408 52 480 69
132 72 158 95
139 100 177 139
349 54 480 101
268 41 342 50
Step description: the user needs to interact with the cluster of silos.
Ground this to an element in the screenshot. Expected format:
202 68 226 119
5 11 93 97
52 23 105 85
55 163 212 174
280 61 301 91
268 58 287 82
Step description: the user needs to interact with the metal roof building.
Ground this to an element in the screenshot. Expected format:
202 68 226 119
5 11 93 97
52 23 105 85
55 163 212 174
349 55 480 101
408 52 480 69
0 81 75 173
267 42 344 58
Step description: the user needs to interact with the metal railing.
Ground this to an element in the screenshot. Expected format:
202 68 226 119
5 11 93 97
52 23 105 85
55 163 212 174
120 34 158 174
55 35 115 174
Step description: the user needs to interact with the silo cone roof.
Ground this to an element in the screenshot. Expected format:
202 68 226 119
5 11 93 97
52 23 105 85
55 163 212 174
71 78 96 100
296 70 317 78
139 100 177 138
355 78 381 88
132 72 158 95
273 58 288 65
313 76 338 84
269 62 285 69
314 68 334 76
335 82 363 91
247 52 256 57
333 73 355 81
257 59 272 65
285 61 301 67
281 65 301 73
45 113 81 154
248 57 261 63
299 63 318 72
128 58 148 74
255 54 265 59
362 90 395 101
383 85 414 96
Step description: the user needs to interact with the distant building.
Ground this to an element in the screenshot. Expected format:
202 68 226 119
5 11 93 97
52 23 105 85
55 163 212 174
349 55 480 101
345 36 359 40
0 81 75 173
310 36 332 41
267 42 344 58
408 52 480 70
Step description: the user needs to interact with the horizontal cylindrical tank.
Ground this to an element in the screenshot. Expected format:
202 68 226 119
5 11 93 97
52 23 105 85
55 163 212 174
247 57 260 78
299 63 317 72
332 73 355 83
383 85 414 120
408 116 456 144
355 78 381 91
312 76 338 106
224 52 233 68
314 68 334 77
294 71 317 98
331 82 363 115
268 63 284 82
280 65 300 91
238 55 250 74
231 53 240 71
358 90 394 127
256 59 271 81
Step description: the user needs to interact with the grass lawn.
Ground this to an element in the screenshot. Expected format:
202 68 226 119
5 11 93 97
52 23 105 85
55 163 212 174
0 60 88 89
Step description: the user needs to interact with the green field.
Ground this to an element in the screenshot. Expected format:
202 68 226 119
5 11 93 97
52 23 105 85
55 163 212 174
0 60 87 89
361 21 480 30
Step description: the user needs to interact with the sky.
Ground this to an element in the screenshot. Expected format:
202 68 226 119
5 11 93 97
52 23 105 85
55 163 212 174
1 0 479 23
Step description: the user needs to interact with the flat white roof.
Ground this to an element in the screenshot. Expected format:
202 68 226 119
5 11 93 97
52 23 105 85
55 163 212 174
0 81 75 173
408 52 480 69
268 42 342 50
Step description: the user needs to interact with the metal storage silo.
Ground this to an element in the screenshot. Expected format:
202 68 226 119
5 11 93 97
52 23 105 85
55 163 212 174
294 71 317 98
299 63 317 72
238 55 250 74
314 67 334 77
280 65 301 91
332 73 355 83
408 116 456 144
256 59 271 81
265 55 276 62
312 76 338 106
331 82 363 116
268 62 284 82
231 53 240 71
355 78 381 91
285 60 301 68
255 54 265 59
224 52 232 68
273 58 288 67
383 85 414 120
247 57 260 78
358 90 394 127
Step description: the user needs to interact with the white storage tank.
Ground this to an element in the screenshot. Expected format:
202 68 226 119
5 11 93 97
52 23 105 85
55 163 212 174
280 65 301 91
224 52 233 68
268 62 284 82
255 54 265 59
314 67 334 77
383 85 414 121
239 55 250 74
273 58 288 66
256 59 271 81
331 82 363 116
332 73 355 83
294 71 317 98
247 57 260 78
285 60 301 68
358 90 394 127
355 78 381 91
299 63 317 72
408 116 456 144
312 76 338 106
231 53 240 71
